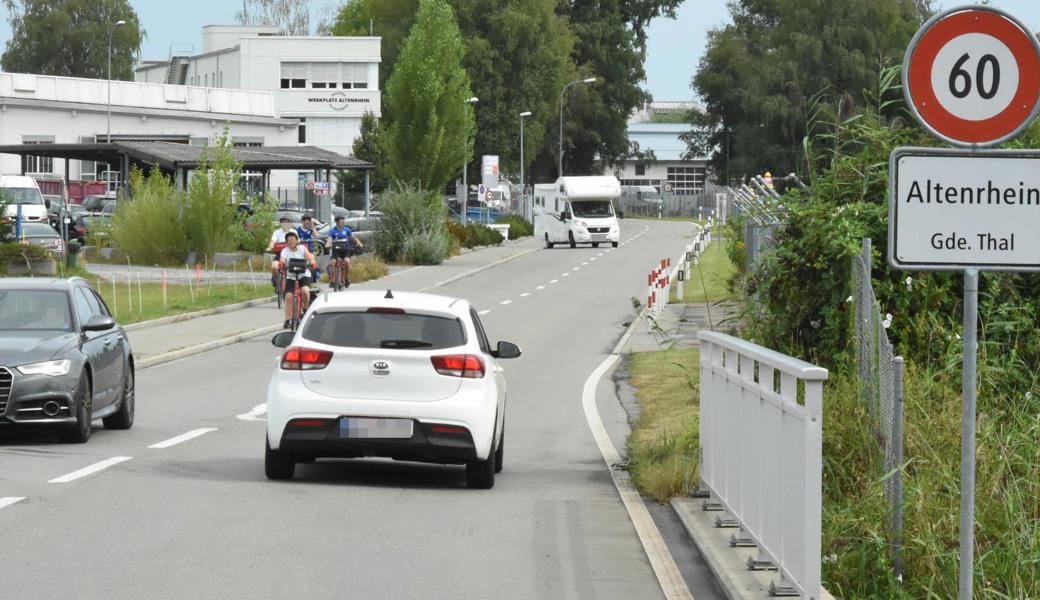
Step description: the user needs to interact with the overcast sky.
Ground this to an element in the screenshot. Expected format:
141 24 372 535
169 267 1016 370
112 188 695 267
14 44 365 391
2 1 1040 102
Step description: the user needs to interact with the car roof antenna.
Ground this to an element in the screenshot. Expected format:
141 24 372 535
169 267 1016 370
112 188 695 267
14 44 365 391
384 289 394 299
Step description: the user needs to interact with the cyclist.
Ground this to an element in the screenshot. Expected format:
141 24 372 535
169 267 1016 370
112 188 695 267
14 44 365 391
326 215 364 288
267 217 294 293
296 214 322 281
277 230 318 329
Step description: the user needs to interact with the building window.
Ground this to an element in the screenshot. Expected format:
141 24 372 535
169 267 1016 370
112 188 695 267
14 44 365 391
341 63 368 89
219 71 223 87
634 163 646 176
204 73 208 87
280 62 308 89
666 166 706 193
298 118 306 144
310 63 338 89
22 138 54 174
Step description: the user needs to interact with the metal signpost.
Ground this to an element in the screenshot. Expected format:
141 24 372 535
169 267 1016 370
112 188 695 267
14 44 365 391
892 7 1040 599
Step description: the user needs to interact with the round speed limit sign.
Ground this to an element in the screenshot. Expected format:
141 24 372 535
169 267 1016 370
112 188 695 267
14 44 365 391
904 6 1040 146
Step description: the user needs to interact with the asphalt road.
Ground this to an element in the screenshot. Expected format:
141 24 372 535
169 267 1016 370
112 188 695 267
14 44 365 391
0 220 711 600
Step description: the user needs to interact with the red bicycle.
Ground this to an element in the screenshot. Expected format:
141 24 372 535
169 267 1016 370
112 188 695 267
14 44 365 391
283 258 309 332
328 240 351 291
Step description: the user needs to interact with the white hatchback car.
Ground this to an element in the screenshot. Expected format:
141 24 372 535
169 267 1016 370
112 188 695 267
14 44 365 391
265 289 520 489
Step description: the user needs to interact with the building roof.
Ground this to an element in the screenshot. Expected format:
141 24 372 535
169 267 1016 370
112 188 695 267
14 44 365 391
0 141 372 172
627 123 702 162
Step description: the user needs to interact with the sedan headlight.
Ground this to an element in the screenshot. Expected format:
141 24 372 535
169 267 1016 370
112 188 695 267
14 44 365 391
18 359 71 377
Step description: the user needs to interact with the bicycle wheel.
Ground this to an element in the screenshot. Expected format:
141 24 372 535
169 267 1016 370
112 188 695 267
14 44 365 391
290 293 300 332
276 274 283 309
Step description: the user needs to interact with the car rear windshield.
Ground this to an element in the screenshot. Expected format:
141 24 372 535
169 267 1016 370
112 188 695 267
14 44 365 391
302 311 466 350
0 290 72 331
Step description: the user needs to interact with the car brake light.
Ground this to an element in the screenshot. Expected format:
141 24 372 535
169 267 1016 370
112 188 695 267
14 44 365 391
281 346 333 370
431 425 469 435
367 307 405 314
289 419 329 428
431 354 485 378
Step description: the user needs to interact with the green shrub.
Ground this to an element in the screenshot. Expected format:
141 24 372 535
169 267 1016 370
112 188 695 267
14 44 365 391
0 191 11 240
446 221 504 249
0 241 51 275
110 168 188 264
495 214 533 237
237 194 278 254
446 220 472 248
375 187 450 264
183 130 242 257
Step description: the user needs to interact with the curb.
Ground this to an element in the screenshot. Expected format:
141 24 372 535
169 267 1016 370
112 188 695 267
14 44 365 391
137 324 282 370
417 246 541 292
122 297 276 332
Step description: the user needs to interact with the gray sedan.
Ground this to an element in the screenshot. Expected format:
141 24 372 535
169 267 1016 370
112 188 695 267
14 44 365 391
0 278 135 442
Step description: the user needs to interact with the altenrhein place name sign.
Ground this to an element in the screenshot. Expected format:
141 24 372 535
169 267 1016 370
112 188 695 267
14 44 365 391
889 147 1040 272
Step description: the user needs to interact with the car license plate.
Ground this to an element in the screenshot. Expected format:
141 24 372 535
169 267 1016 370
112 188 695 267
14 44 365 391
339 418 413 439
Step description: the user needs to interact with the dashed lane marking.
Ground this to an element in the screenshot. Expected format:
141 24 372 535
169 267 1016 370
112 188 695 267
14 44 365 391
48 456 133 484
237 404 267 422
148 428 219 449
499 300 512 305
478 309 492 315
0 497 26 510
519 293 530 297
536 285 546 290
549 279 559 284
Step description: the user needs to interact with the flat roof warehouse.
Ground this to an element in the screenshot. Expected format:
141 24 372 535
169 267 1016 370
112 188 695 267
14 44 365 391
904 179 1040 205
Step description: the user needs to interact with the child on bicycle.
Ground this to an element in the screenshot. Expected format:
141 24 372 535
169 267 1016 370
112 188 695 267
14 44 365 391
277 230 318 329
325 215 364 288
267 216 294 293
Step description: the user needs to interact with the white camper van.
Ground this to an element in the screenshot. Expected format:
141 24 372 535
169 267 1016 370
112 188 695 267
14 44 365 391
1 175 47 224
533 176 621 249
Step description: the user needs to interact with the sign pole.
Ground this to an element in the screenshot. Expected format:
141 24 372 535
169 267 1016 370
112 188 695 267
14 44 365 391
959 268 979 600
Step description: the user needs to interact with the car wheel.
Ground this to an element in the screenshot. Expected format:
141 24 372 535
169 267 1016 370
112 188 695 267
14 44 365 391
466 444 496 489
592 242 600 248
494 425 504 474
568 231 576 249
612 241 619 248
103 366 134 430
265 438 295 480
544 233 553 249
57 372 91 444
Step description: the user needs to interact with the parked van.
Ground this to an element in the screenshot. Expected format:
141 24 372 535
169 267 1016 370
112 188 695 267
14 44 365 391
1 175 47 224
533 176 621 249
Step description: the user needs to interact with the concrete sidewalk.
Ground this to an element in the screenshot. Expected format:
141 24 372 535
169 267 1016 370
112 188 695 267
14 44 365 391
126 238 541 366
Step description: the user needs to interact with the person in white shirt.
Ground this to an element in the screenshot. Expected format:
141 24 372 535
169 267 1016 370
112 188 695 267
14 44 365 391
276 230 318 329
267 216 294 292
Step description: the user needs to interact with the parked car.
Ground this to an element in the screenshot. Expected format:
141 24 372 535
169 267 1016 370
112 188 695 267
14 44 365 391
274 210 324 228
11 222 65 254
1 175 48 224
81 194 116 214
73 214 113 245
265 290 520 488
48 202 86 237
0 277 135 442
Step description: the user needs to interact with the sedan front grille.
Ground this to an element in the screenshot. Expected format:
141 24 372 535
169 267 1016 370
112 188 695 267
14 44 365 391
0 367 11 414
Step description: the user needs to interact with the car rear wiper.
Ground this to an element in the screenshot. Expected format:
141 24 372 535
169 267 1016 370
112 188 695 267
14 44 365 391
380 339 433 348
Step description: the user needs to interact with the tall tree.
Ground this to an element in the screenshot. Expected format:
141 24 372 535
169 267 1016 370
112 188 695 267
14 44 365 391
1 0 143 80
237 0 310 35
686 0 923 181
338 111 389 198
331 0 418 92
454 0 572 183
382 0 474 191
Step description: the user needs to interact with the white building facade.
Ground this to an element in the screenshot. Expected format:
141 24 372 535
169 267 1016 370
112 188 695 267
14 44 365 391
607 102 710 194
0 71 297 184
135 25 382 164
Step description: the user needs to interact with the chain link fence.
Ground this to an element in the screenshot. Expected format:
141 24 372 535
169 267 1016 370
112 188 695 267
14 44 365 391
852 238 905 579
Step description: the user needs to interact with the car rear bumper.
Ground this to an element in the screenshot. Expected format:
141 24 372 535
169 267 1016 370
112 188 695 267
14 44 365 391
278 419 478 463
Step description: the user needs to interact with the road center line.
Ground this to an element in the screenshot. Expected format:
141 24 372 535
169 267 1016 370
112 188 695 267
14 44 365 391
562 273 570 277
536 285 546 290
0 497 26 510
581 262 588 266
48 456 133 484
549 279 558 284
478 309 492 315
572 267 580 271
148 428 219 449
499 300 512 305
519 292 530 297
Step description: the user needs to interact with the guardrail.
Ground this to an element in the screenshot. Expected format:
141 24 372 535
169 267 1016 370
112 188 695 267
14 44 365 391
697 331 828 599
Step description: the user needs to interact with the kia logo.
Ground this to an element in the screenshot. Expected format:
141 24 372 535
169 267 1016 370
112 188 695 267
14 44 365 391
374 361 389 370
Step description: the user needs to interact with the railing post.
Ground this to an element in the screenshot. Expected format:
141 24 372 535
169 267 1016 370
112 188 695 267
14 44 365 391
892 356 905 581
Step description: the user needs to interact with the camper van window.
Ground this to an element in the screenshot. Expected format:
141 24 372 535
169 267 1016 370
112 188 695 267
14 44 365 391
571 201 614 218
2 188 44 205
555 199 559 211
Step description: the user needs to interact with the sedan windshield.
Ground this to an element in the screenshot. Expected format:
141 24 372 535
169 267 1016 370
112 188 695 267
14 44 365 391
2 187 44 205
0 290 72 331
20 223 58 236
571 201 614 218
303 311 465 350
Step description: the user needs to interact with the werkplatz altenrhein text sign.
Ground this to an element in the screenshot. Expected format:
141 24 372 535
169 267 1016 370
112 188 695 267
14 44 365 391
889 147 1040 272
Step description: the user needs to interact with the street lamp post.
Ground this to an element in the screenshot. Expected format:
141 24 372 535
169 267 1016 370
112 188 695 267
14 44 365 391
519 111 531 217
461 96 479 225
107 19 126 143
558 77 597 178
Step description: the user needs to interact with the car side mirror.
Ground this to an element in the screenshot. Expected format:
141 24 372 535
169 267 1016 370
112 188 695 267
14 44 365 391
493 341 521 359
82 315 115 332
561 211 571 221
271 331 294 348
44 199 51 209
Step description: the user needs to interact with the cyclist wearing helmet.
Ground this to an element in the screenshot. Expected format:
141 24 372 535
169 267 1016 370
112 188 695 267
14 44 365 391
296 214 322 280
268 216 293 291
277 230 318 329
326 215 364 287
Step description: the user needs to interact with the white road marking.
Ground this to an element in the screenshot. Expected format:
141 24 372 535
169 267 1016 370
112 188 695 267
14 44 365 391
519 293 530 297
499 300 512 305
535 285 546 290
562 273 570 277
582 338 692 600
48 456 133 484
571 267 580 271
148 428 219 449
478 309 492 315
549 279 559 284
0 497 26 510
604 250 612 254
590 257 597 261
236 403 267 422
581 262 589 266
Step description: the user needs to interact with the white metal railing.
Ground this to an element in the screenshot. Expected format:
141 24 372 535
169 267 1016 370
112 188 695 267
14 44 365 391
698 331 828 599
